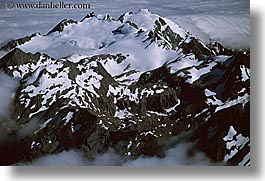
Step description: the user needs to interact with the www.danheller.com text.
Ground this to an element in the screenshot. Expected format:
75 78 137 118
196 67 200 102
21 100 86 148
5 1 90 9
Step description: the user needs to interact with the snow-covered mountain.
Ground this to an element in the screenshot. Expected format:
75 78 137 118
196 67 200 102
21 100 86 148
0 10 250 166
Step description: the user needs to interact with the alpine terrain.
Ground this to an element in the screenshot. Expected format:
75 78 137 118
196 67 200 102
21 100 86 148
0 10 250 166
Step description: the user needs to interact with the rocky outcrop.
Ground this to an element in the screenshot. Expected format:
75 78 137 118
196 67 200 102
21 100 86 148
0 33 38 52
47 19 78 35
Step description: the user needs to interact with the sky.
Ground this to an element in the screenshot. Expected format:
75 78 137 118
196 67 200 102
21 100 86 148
0 0 249 49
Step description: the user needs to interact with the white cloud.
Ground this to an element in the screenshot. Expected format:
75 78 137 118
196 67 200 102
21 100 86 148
0 71 20 142
17 137 220 166
0 71 19 117
16 148 122 166
123 142 214 166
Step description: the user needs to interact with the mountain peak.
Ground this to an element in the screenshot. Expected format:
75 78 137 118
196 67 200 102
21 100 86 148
138 9 152 14
96 13 115 21
80 12 96 22
0 48 40 68
47 19 78 35
0 10 250 166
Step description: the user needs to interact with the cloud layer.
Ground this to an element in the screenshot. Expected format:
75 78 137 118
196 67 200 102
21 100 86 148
17 136 219 166
0 71 20 142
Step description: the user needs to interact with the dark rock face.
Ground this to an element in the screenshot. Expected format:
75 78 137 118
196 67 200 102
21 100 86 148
0 11 250 166
46 19 78 35
0 48 41 68
0 33 37 52
200 51 250 99
181 37 213 59
144 18 183 50
80 12 96 22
